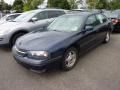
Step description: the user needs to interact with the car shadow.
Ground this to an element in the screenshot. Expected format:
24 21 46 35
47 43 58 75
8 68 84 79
0 46 11 52
112 31 120 34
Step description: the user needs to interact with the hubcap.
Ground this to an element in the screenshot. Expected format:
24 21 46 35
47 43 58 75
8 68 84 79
65 51 77 68
106 32 110 42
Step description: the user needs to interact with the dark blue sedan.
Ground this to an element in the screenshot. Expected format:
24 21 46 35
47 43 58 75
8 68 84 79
12 12 112 72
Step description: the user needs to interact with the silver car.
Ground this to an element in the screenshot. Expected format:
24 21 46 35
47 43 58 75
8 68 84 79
0 9 66 47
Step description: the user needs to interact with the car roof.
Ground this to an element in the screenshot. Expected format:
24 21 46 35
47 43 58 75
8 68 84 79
30 8 66 13
21 8 66 15
65 11 100 18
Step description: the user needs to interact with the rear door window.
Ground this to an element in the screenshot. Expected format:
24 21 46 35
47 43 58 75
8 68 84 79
47 11 65 18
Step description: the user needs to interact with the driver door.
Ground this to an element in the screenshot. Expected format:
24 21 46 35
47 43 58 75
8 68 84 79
79 15 99 52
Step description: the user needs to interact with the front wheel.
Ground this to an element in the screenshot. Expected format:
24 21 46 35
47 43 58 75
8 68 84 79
103 31 110 43
61 47 78 71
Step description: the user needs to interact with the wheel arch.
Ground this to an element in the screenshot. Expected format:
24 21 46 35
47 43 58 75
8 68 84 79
64 43 80 55
9 30 28 44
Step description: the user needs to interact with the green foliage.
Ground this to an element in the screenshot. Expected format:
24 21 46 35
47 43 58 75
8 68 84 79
0 0 12 11
30 0 43 9
87 0 97 9
23 3 30 11
95 0 107 9
108 0 120 10
87 0 120 9
23 0 43 11
12 0 24 12
48 0 70 9
68 0 77 9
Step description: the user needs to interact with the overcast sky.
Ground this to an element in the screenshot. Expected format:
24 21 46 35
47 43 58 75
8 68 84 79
4 0 15 5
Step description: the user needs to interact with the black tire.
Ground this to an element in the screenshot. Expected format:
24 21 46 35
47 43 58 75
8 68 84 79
61 47 79 71
103 31 110 43
10 33 26 48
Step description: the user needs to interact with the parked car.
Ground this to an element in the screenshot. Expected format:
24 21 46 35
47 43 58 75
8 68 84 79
114 9 120 12
0 13 21 24
12 11 112 73
71 9 90 12
0 9 66 47
104 11 120 32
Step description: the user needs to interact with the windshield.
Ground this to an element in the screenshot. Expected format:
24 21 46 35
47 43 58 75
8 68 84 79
0 15 8 20
47 15 83 32
14 10 38 22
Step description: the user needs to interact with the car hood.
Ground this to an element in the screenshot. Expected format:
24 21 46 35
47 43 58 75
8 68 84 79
16 31 76 51
0 20 7 25
0 21 28 30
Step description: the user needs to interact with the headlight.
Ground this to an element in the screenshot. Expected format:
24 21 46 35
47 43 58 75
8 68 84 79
28 51 49 59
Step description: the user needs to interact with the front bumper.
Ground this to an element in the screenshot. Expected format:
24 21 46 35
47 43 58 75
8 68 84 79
12 46 62 71
0 34 10 46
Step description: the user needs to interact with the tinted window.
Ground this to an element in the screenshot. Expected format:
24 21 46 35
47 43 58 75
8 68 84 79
47 11 65 18
96 14 107 23
33 11 48 20
86 15 99 27
7 14 20 20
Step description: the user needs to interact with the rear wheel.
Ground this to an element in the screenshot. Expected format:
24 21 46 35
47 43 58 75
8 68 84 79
10 32 26 48
61 47 78 71
103 31 110 43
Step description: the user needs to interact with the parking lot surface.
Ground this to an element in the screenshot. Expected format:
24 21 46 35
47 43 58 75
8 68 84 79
0 34 120 90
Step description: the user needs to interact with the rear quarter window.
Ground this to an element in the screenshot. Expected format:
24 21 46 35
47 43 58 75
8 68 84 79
96 14 107 24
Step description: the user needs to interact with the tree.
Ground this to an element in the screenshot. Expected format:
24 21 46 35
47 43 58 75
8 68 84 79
48 0 70 9
23 0 43 11
30 0 43 9
87 0 108 9
23 0 32 11
0 0 11 11
68 0 77 9
109 0 120 10
12 0 24 12
96 0 107 9
87 0 98 9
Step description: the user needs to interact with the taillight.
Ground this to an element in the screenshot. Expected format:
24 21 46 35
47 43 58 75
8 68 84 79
111 19 120 23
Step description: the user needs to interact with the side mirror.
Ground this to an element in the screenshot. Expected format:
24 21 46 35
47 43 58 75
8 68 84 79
85 25 94 31
30 17 38 22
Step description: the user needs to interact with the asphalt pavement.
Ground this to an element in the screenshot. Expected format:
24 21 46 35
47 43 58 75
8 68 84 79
0 34 120 90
